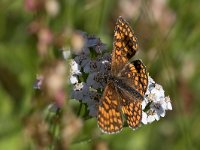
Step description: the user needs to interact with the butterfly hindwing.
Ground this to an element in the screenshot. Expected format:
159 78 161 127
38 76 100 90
118 88 143 129
119 59 148 96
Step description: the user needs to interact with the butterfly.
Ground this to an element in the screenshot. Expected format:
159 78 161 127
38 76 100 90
97 16 148 134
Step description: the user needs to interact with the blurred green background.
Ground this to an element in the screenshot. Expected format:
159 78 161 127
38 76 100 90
1 0 200 149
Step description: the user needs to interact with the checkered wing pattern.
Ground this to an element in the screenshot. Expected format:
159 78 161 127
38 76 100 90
97 16 148 133
111 16 138 75
97 82 123 134
119 59 148 96
117 59 148 129
118 88 143 129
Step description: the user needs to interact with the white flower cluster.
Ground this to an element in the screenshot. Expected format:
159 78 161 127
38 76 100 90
141 77 172 124
69 32 172 124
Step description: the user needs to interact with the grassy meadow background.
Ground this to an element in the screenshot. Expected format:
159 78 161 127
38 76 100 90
0 0 200 149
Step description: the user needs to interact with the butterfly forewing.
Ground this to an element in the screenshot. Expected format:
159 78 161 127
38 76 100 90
111 16 138 75
97 82 123 134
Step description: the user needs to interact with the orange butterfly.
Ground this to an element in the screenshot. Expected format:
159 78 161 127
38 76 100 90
97 16 148 134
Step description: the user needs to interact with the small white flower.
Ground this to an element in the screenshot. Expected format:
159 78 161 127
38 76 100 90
147 109 160 123
142 76 172 124
142 98 149 110
150 102 166 118
150 88 164 102
70 60 81 75
165 96 172 110
145 93 157 102
147 114 156 123
73 82 85 91
141 112 148 124
70 75 78 84
148 76 155 85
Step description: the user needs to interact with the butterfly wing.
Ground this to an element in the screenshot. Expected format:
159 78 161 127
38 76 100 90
119 59 148 96
118 88 143 129
118 59 148 129
111 16 138 76
97 82 123 134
